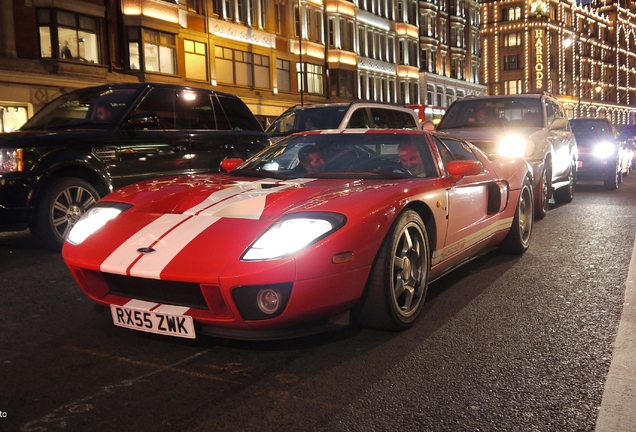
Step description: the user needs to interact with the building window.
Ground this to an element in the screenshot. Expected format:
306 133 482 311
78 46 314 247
502 7 522 21
330 69 355 98
503 54 521 70
504 79 522 94
215 46 270 88
184 40 207 81
298 63 324 94
143 30 176 73
37 9 100 62
186 0 201 13
503 32 521 47
277 59 291 92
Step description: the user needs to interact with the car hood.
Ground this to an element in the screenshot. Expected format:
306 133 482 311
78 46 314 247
64 174 412 282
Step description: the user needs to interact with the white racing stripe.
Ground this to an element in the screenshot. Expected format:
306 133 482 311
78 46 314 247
100 179 313 278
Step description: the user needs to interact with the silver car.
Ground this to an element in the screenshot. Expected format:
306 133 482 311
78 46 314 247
436 93 578 219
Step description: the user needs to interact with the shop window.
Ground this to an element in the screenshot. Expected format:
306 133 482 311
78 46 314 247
37 9 100 63
128 28 176 74
0 106 29 133
215 46 271 89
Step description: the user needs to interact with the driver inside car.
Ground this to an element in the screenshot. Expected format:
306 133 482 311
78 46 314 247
397 142 426 177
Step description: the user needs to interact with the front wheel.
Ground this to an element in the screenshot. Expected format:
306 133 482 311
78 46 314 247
355 210 430 331
31 177 100 250
500 177 533 254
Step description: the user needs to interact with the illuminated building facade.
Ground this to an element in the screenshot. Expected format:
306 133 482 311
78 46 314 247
0 0 435 131
480 0 636 124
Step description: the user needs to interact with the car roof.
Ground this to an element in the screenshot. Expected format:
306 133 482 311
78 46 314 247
67 83 243 99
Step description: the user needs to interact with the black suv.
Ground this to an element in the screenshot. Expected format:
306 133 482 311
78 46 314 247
0 83 269 249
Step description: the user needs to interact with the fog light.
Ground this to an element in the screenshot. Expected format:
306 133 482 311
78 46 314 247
257 289 280 314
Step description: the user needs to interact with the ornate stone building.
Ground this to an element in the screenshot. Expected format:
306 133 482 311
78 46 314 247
1 0 447 131
479 0 636 124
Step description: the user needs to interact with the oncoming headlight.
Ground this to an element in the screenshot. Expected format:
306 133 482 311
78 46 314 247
67 203 132 245
242 212 346 261
498 135 534 157
592 142 616 159
0 149 23 173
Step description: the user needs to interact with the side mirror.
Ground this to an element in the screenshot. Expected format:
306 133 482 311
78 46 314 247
221 158 244 172
447 160 483 181
123 113 160 130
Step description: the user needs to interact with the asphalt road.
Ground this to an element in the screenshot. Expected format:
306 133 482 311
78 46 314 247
1 174 635 431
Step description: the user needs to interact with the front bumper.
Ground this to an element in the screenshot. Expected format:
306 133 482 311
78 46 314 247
576 157 617 181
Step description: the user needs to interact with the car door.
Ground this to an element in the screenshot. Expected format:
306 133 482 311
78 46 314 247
546 99 574 180
178 89 237 174
111 87 193 189
433 136 500 267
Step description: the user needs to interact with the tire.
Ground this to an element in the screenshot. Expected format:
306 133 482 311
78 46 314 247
534 166 550 219
30 177 100 250
500 177 533 254
355 210 430 331
604 167 619 190
553 162 575 204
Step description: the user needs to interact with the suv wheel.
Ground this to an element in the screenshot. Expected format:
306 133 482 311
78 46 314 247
604 169 619 190
553 162 575 204
534 167 550 219
31 177 100 250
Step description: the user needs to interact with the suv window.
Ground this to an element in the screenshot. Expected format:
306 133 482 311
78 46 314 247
130 88 178 129
438 98 543 129
217 94 264 131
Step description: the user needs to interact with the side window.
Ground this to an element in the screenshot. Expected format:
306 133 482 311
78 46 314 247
545 101 556 126
433 136 455 172
438 136 478 161
347 108 369 128
370 108 394 128
179 90 216 129
211 95 232 130
393 110 418 129
216 94 263 131
129 88 177 129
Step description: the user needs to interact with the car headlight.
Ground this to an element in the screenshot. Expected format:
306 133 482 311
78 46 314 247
497 135 535 157
592 142 616 159
242 212 346 261
0 149 23 173
67 203 132 245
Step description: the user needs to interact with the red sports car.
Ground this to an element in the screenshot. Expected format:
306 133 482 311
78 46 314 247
62 130 533 340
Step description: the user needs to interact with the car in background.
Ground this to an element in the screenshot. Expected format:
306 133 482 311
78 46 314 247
62 129 533 341
436 93 578 219
0 83 269 249
570 118 625 190
266 102 420 143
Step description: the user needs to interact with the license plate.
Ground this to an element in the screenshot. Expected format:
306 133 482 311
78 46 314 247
110 302 196 339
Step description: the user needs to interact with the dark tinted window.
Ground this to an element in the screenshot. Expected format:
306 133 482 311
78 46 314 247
130 88 177 129
216 94 263 131
346 108 370 128
179 90 216 129
393 110 418 128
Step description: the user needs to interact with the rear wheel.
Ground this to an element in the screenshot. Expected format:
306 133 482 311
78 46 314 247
553 162 575 204
31 177 100 250
534 166 550 219
500 178 533 254
355 210 430 331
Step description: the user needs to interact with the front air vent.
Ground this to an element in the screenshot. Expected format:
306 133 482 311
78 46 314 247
103 273 209 310
93 148 117 162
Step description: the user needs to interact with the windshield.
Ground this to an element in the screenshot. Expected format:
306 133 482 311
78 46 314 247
570 120 615 146
20 87 138 130
266 106 349 137
438 98 543 130
234 132 439 180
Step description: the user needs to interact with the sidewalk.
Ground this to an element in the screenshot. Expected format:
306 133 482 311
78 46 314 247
595 238 636 430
